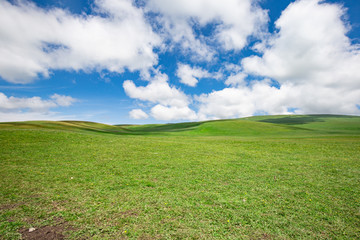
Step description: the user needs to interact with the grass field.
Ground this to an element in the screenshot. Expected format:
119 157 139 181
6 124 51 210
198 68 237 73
0 115 359 239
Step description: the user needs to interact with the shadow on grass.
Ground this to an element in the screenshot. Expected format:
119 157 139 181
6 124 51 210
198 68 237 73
128 122 203 133
258 115 328 125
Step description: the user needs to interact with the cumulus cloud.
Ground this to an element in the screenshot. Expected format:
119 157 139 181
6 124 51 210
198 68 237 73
0 92 77 121
197 81 360 120
123 70 198 120
176 63 212 87
196 81 286 120
129 109 149 119
242 0 360 88
123 72 190 108
0 0 161 83
146 0 268 59
51 94 76 107
224 72 247 87
151 104 197 121
196 0 360 120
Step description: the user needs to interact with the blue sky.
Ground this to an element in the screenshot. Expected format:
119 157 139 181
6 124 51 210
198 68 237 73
0 0 359 124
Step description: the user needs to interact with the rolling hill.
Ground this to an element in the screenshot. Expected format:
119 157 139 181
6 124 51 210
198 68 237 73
1 114 359 239
1 114 359 137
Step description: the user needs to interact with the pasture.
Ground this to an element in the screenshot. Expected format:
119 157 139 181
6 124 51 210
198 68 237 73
0 115 359 239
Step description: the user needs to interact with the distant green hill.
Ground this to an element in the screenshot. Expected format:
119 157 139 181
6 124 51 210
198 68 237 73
125 114 360 137
1 114 360 137
0 120 131 134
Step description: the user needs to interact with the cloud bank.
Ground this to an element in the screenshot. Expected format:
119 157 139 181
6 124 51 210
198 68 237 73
1 0 359 122
124 0 360 121
0 0 161 83
147 0 268 59
0 92 76 121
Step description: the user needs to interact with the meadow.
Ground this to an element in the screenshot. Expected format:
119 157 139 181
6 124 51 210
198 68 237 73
0 115 359 239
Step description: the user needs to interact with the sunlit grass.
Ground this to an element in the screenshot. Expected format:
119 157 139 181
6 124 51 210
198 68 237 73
1 115 359 239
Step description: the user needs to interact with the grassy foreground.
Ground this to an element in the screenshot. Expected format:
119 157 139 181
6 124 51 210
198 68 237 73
0 115 359 239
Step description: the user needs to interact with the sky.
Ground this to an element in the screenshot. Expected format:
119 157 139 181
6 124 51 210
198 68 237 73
0 0 359 124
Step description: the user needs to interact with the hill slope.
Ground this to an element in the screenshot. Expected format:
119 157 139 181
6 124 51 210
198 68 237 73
1 114 359 239
0 120 130 134
125 114 360 137
1 114 359 137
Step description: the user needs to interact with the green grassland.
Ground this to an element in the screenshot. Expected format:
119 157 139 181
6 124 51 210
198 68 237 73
0 115 359 239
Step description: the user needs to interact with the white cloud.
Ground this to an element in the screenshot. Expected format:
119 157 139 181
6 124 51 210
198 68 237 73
146 0 268 59
242 0 360 88
129 109 149 119
151 104 197 121
196 81 360 120
155 16 215 61
51 94 76 107
0 92 77 121
176 63 212 87
123 72 190 108
195 0 360 120
0 0 161 83
0 92 76 112
196 80 286 120
225 72 247 87
123 70 199 121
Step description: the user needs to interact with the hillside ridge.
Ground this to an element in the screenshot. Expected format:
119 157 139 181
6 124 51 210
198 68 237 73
1 114 359 137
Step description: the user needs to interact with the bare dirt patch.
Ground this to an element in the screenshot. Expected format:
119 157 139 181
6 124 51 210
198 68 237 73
20 225 65 240
19 218 69 240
